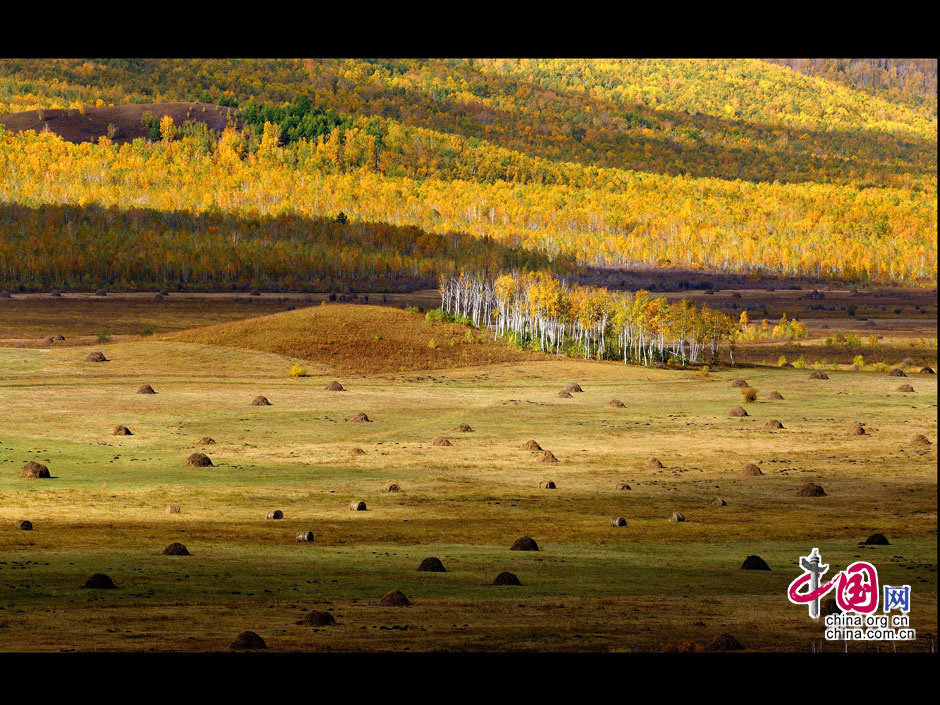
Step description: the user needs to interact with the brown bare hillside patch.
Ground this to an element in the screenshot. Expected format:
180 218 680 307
165 304 534 374
0 102 235 145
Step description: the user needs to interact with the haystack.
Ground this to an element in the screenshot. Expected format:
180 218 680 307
0 290 10 298
712 497 727 506
54 334 65 341
645 457 664 470
920 366 935 375
251 395 271 406
185 452 213 467
539 450 559 463
740 555 770 571
607 399 626 408
492 571 522 586
230 631 267 649
763 419 784 429
610 516 627 527
85 351 108 362
50 289 61 297
266 510 284 520
349 500 367 511
539 480 556 489
863 533 890 545
84 573 117 589
350 447 366 455
113 425 133 436
706 633 743 651
20 461 50 479
384 483 400 493
325 381 346 391
378 589 411 606
15 520 32 530
557 390 573 398
452 423 474 432
296 530 315 543
565 382 584 393
199 437 216 445
887 368 907 377
432 436 452 447
521 440 542 451
797 482 827 497
510 536 539 551
162 542 191 556
417 557 446 572
669 512 686 522
347 412 371 422
740 463 763 476
730 379 749 388
137 384 156 394
617 483 632 491
910 434 931 447
166 504 181 514
302 610 336 627
728 406 748 417
767 391 784 400
809 370 829 379
896 384 915 393
95 289 107 296
44 336 54 344
847 423 866 436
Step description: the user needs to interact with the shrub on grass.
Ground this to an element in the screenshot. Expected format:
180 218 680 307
740 387 759 403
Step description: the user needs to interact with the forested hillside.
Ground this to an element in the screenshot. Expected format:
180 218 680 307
0 58 935 290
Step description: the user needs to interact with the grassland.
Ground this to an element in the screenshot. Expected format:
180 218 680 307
0 304 936 652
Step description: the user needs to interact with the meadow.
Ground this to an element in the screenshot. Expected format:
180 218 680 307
0 303 935 652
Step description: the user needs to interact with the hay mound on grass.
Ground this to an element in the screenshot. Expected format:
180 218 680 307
847 423 867 436
712 497 727 506
0 290 9 298
84 573 117 589
113 425 133 436
384 483 400 493
95 289 107 297
162 542 191 556
645 457 664 470
417 557 446 572
521 440 542 451
231 631 267 649
706 633 743 651
767 391 784 400
15 520 32 530
797 482 827 497
539 480 556 489
730 378 749 388
325 381 346 391
50 289 61 297
763 419 784 430
185 452 213 468
740 555 770 571
492 571 522 586
920 366 935 375
166 504 181 514
296 530 315 543
888 367 907 377
669 512 686 522
85 351 108 362
20 461 50 479
557 390 573 398
266 510 284 520
452 423 474 432
740 463 763 476
301 610 335 627
539 450 559 463
349 500 367 511
564 382 584 393
347 412 371 422
617 483 632 491
54 334 65 341
350 447 366 455
728 406 748 417
432 436 452 447
378 589 411 606
607 399 626 408
863 533 890 545
44 336 54 344
251 395 271 406
511 536 539 551
663 640 705 653
137 384 156 394
780 362 794 368
910 434 931 447
896 384 915 393
199 437 216 445
809 370 829 380
610 516 627 527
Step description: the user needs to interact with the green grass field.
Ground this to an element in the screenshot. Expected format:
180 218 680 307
0 318 936 652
